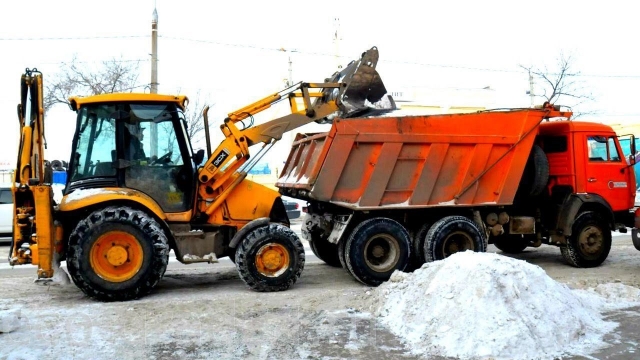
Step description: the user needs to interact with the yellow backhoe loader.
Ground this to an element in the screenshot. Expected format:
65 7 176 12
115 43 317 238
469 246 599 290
9 47 395 301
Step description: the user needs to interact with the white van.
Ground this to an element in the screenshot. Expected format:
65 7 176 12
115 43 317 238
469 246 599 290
0 184 13 241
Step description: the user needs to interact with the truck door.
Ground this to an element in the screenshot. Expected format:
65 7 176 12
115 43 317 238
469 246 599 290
584 135 632 211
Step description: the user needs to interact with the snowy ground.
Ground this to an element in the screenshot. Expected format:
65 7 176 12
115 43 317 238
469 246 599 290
1 224 640 359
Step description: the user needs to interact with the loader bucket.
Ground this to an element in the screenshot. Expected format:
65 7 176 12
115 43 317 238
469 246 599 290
321 46 396 118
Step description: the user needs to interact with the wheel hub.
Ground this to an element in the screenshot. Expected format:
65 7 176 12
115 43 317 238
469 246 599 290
90 231 144 283
579 225 603 255
372 245 385 258
442 231 474 258
255 243 290 277
106 246 128 266
364 234 400 273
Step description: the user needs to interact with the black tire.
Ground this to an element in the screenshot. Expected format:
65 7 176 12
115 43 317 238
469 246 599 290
561 211 612 268
338 236 348 269
519 145 549 197
425 216 486 262
344 217 411 286
309 238 341 267
235 223 305 292
411 222 432 268
493 236 529 254
66 206 169 302
227 249 236 264
302 214 341 267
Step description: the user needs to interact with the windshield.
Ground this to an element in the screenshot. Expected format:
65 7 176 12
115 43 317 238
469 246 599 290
70 102 186 182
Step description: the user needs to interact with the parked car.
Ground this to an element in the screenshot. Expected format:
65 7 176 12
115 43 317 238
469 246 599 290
282 196 307 220
0 183 13 243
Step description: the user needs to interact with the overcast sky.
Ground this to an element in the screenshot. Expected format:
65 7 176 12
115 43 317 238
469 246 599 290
1 0 638 165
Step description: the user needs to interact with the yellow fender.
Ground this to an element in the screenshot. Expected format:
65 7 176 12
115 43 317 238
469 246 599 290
58 187 166 220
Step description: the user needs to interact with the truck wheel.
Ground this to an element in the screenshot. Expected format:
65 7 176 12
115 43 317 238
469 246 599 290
344 217 411 286
493 236 529 254
338 237 350 272
519 145 549 197
66 206 169 302
302 214 341 267
425 216 486 262
309 238 341 267
235 223 305 292
411 222 432 268
560 211 612 268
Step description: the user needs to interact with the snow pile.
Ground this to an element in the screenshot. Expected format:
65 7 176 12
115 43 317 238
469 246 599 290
0 309 21 333
372 251 617 360
575 283 640 310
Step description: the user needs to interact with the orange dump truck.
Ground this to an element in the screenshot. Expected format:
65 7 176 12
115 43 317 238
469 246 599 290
276 104 640 285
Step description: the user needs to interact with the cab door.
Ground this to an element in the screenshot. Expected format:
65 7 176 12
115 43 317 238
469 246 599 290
584 134 632 211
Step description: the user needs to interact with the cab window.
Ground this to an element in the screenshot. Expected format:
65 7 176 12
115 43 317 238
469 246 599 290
587 136 621 162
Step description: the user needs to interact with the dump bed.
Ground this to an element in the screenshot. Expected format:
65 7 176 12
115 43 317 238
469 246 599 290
276 107 569 210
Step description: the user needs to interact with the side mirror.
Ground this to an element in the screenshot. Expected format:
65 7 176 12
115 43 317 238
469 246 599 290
619 134 637 166
193 149 205 166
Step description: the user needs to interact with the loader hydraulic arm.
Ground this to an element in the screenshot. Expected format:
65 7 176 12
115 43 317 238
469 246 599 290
198 81 343 185
197 46 394 216
11 69 58 280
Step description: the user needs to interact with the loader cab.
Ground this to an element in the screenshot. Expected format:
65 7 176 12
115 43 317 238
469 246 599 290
67 96 195 213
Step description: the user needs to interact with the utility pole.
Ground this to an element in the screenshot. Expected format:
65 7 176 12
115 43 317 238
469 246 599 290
280 48 294 87
287 55 293 87
528 69 535 108
333 17 342 70
150 4 158 157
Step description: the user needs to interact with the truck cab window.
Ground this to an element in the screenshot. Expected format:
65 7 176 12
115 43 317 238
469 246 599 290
587 136 620 162
608 137 621 162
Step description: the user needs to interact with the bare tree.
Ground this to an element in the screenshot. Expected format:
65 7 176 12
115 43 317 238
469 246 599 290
520 52 595 117
184 91 209 142
44 56 142 112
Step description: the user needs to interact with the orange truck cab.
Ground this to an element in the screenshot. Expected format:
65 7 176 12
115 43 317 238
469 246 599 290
538 121 637 246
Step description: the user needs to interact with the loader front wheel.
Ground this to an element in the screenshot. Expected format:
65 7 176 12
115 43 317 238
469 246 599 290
66 206 169 302
344 217 411 286
235 223 305 292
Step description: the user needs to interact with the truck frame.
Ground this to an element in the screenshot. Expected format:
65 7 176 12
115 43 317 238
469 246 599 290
277 104 640 285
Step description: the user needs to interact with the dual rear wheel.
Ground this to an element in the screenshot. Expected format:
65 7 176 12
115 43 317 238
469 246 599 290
336 215 486 286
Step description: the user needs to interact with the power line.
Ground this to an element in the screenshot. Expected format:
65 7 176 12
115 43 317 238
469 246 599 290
160 36 640 79
36 58 146 66
0 35 149 41
5 34 640 79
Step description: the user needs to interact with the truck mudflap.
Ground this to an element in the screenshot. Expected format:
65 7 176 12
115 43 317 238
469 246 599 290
631 229 640 251
327 214 353 244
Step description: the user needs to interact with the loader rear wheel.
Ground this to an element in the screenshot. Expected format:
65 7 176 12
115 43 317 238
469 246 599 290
344 217 411 286
235 223 305 292
561 211 611 268
425 216 486 262
66 206 169 302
